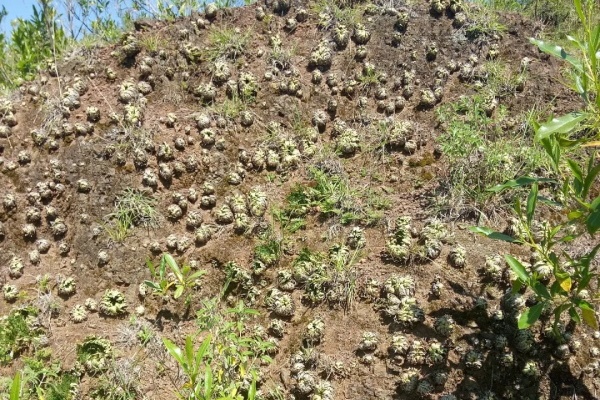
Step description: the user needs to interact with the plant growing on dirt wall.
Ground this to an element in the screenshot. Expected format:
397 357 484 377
473 0 600 332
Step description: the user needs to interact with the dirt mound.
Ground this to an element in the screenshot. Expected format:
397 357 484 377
0 0 594 399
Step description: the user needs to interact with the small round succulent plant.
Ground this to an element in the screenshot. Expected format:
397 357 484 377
309 40 333 69
336 128 360 155
304 318 325 345
58 276 76 297
194 224 215 245
434 314 456 337
3 284 19 301
22 224 37 239
8 256 24 279
484 254 504 281
398 368 419 392
464 350 483 369
266 289 296 318
50 218 68 238
352 23 371 44
358 332 378 352
99 289 128 316
167 204 184 221
85 298 98 311
346 227 366 249
448 245 467 268
416 379 434 397
71 304 88 323
215 204 234 224
269 319 286 338
97 250 110 266
383 275 415 298
427 340 447 364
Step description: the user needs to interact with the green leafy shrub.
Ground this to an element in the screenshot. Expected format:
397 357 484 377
473 0 600 332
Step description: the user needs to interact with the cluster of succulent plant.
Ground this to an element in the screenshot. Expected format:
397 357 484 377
57 276 76 297
99 289 128 316
224 261 260 304
8 256 24 279
265 288 295 317
385 216 413 262
71 304 88 323
430 0 464 16
3 284 19 302
309 39 333 70
381 274 424 326
77 336 113 374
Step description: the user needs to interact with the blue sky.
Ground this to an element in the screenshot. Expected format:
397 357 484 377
1 0 37 32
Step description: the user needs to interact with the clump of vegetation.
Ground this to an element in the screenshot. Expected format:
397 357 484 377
164 298 274 399
103 188 160 242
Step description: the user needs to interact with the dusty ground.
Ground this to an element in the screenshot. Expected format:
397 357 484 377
1 0 598 399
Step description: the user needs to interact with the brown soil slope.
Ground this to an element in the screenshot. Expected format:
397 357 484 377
0 0 595 399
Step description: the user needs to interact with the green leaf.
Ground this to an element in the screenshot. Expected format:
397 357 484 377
567 159 584 195
163 338 184 366
505 255 530 282
569 306 581 324
526 183 538 225
146 259 156 276
204 365 213 398
248 379 257 400
531 281 552 300
174 285 184 299
486 176 555 193
581 305 599 329
586 208 600 234
195 335 211 366
530 38 583 73
143 280 161 291
468 226 519 243
534 112 587 142
10 371 21 400
164 253 182 278
518 303 544 329
583 158 600 199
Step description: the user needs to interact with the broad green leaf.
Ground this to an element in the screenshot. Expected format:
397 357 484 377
583 161 600 199
505 255 530 282
204 365 213 398
195 335 211 365
185 336 194 366
164 253 182 277
174 285 184 299
143 280 161 291
530 38 583 72
248 379 257 400
163 338 184 365
146 259 156 276
518 303 544 329
534 112 587 142
10 371 21 400
569 306 581 324
469 226 519 243
568 210 583 220
586 208 600 234
582 306 599 329
526 183 538 225
532 281 552 300
567 159 584 195
486 176 555 193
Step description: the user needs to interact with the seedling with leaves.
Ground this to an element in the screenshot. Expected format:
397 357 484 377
145 253 205 301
